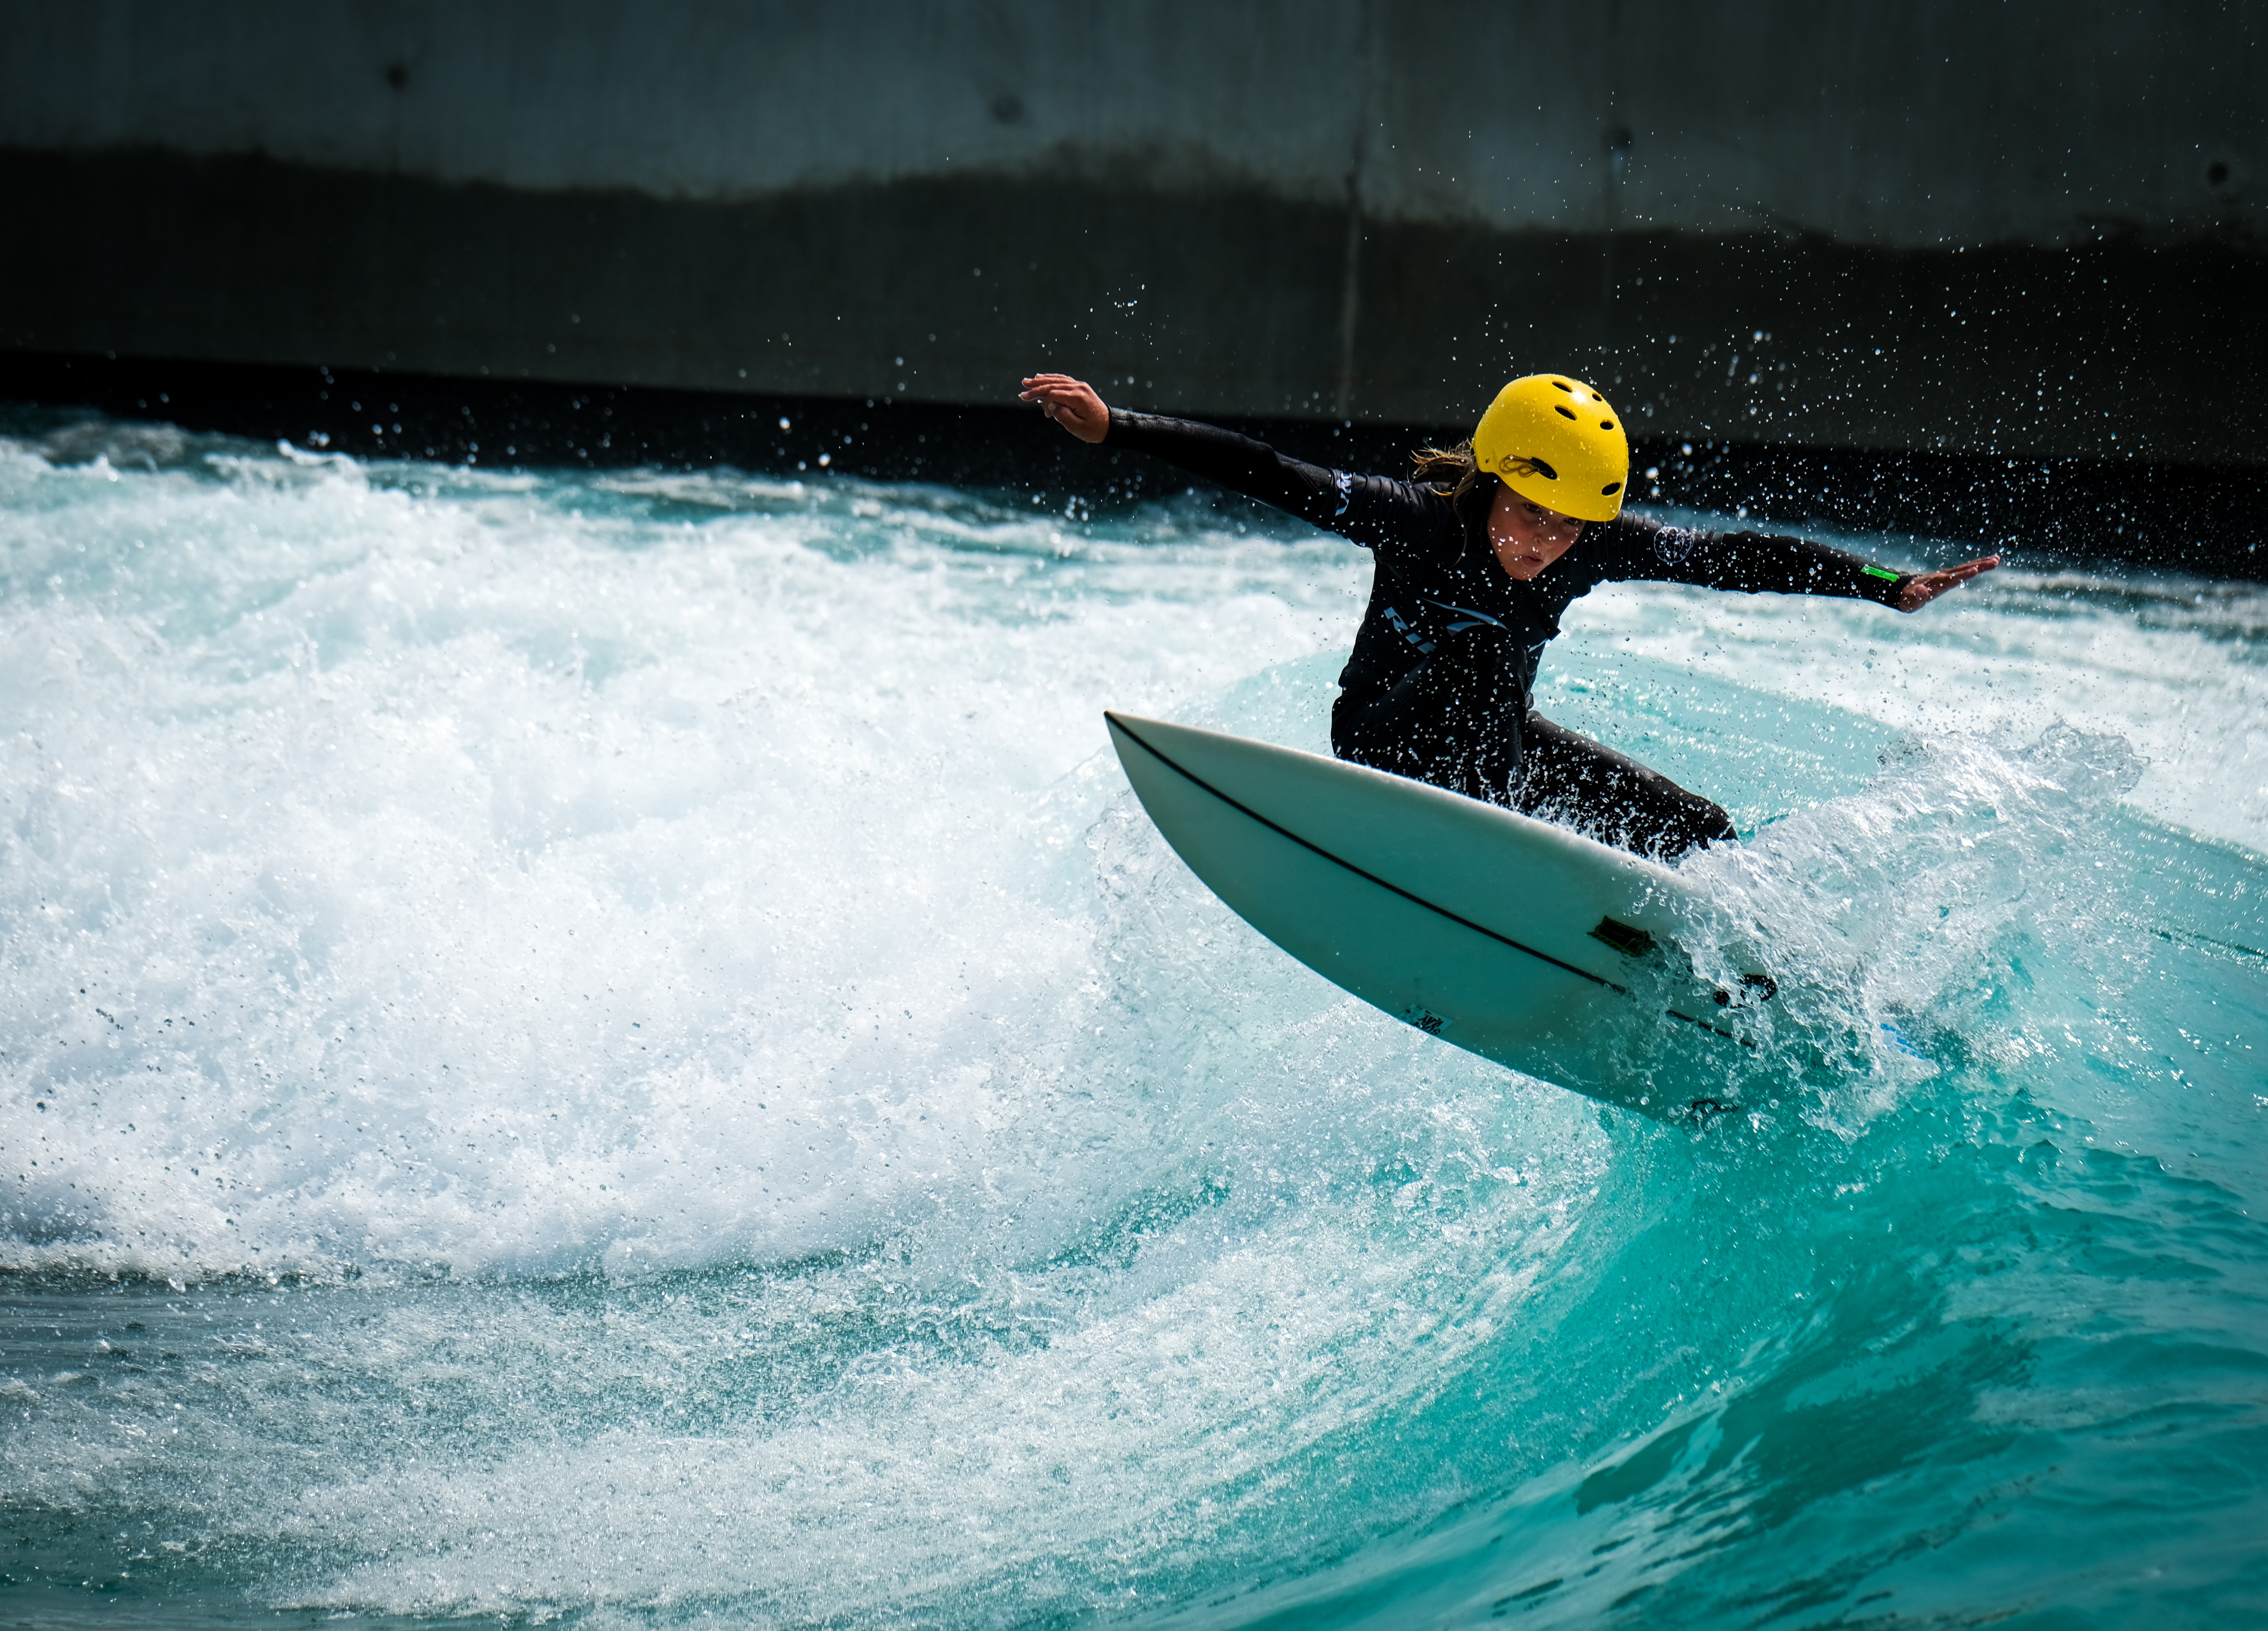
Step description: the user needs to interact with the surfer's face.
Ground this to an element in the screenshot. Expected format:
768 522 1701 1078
1488 485 1586 581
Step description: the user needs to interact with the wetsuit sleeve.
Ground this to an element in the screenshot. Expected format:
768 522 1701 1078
1103 409 1439 553
1602 515 1909 606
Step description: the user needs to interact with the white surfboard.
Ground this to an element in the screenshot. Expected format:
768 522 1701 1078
1105 712 1776 1114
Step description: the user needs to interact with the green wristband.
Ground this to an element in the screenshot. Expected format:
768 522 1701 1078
1862 566 1900 582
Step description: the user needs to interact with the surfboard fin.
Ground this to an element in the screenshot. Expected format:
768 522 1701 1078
1588 917 1656 957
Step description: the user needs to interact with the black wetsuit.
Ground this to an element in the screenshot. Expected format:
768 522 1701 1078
1106 410 1912 860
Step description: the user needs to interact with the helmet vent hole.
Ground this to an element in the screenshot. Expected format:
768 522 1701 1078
1554 405 1578 420
1601 482 1622 495
1600 420 1615 430
1552 380 1574 393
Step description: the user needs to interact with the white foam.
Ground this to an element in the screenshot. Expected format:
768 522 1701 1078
0 440 1360 1279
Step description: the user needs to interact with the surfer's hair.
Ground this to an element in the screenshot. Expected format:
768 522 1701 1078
1412 440 1489 497
1411 440 1496 520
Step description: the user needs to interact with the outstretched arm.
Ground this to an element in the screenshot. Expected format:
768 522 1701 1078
1607 515 2001 612
1016 371 1439 554
1896 555 2000 611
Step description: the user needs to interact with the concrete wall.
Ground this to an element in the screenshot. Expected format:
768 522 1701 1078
5 0 2263 463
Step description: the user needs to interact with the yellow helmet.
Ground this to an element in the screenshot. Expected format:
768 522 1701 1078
1470 374 1630 523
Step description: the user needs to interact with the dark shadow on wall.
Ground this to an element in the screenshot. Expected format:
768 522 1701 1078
5 146 2265 471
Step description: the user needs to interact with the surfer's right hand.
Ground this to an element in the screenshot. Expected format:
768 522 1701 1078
1019 374 1110 443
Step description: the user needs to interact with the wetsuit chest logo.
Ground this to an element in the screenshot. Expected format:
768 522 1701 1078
1382 605 1435 654
1429 599 1507 635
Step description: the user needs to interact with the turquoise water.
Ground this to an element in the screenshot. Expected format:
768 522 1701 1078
2 417 2264 1628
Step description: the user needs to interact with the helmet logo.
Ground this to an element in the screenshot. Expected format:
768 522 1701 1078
1501 455 1558 481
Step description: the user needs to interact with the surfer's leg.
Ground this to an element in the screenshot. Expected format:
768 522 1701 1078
1513 711 1737 860
1332 629 1523 804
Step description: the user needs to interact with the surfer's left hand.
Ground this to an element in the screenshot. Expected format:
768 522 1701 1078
1897 555 2000 611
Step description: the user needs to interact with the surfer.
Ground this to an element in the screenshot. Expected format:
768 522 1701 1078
1020 371 1997 860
